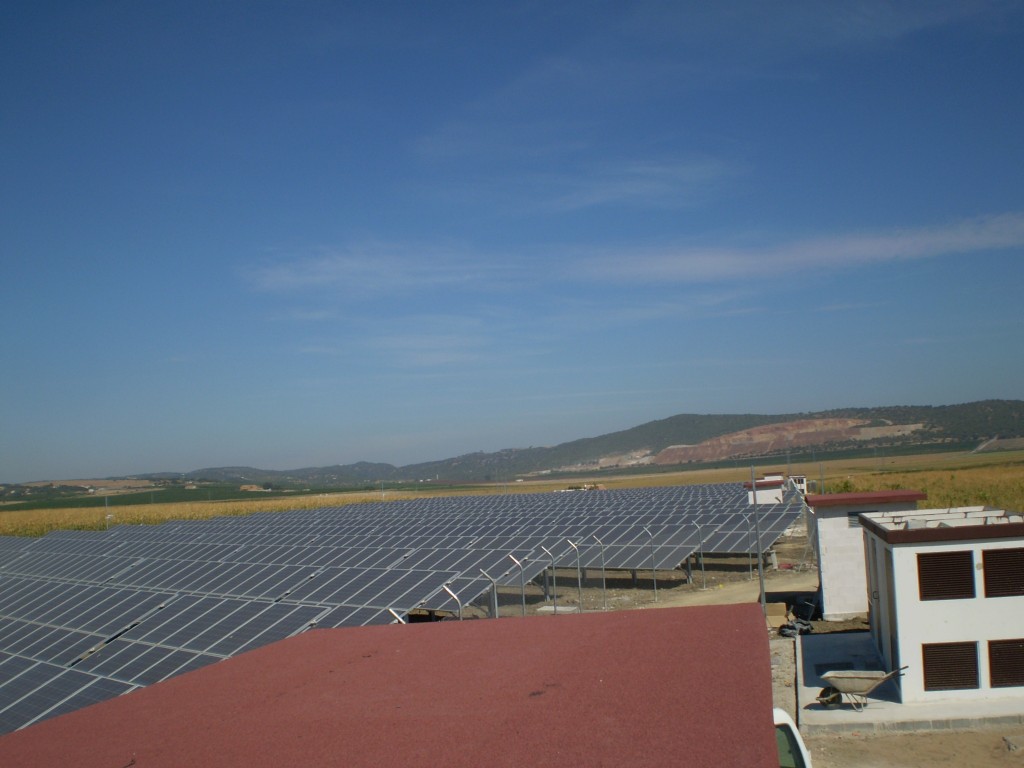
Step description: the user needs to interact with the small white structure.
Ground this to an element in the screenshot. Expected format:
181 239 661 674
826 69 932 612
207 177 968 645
805 490 926 620
861 507 1024 703
745 477 785 505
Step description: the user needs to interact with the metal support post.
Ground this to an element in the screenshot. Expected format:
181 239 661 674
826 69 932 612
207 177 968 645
442 583 463 621
696 522 706 590
507 554 527 617
567 540 583 610
479 569 499 619
747 515 754 579
540 546 557 614
750 465 767 617
643 525 658 602
591 535 608 610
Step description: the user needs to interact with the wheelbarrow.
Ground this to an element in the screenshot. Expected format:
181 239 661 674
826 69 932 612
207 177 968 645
816 666 907 711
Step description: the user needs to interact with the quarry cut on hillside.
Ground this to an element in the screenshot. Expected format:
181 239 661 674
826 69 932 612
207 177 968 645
560 418 925 472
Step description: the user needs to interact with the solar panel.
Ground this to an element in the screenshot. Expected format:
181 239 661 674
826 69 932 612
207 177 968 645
71 641 220 686
311 605 397 628
0 658 136 734
202 603 325 656
0 480 805 735
0 621 102 664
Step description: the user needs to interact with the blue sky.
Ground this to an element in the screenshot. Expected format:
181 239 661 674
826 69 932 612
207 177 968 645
3 2 1024 482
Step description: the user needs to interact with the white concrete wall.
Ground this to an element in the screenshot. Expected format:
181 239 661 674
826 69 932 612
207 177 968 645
816 509 869 619
748 485 784 505
865 535 898 670
812 501 917 620
888 537 1024 703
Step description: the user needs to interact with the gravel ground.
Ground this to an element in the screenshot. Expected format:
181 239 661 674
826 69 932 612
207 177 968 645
771 635 799 721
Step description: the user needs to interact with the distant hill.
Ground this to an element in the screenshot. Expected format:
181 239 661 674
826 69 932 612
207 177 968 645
143 399 1022 485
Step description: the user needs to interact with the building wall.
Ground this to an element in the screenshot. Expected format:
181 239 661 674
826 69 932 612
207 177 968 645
815 508 869 619
865 534 899 672
812 501 916 620
867 534 1024 703
747 485 784 505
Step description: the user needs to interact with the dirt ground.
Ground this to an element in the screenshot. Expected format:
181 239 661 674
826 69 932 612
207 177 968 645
770 632 1024 768
472 528 1024 767
804 729 1024 768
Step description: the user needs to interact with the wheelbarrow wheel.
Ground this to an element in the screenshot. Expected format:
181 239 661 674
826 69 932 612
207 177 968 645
817 686 841 709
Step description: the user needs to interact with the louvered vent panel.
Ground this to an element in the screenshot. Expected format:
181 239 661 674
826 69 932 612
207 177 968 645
922 642 979 691
983 548 1024 598
990 639 1024 688
917 551 975 601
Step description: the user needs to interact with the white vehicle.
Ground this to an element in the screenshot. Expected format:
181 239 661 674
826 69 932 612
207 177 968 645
774 707 813 768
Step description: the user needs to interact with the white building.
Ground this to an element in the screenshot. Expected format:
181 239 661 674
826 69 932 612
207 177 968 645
745 477 785 505
805 490 926 620
861 507 1024 703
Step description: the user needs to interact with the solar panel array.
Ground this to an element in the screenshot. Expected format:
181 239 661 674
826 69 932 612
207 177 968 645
0 482 803 734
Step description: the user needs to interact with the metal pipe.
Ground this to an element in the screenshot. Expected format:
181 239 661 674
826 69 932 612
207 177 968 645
643 526 658 602
750 465 767 617
696 522 706 590
591 534 608 610
747 513 754 579
540 546 557 614
442 582 463 621
479 568 499 619
507 553 526 617
567 540 583 610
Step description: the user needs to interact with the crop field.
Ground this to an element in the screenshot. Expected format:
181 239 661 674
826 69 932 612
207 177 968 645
808 452 1024 509
1 450 1021 538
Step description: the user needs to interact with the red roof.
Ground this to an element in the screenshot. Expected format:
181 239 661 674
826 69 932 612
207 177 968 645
805 489 926 507
0 604 778 768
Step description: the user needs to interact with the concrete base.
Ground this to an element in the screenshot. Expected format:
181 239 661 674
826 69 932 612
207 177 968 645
796 632 1024 735
821 612 866 622
535 605 581 615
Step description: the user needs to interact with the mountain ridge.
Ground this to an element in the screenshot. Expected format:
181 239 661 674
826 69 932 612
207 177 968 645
137 399 1023 486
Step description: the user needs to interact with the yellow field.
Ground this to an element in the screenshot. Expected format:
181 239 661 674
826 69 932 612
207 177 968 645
806 452 1024 509
2 450 1021 538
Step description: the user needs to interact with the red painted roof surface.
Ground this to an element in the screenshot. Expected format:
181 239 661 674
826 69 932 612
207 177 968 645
0 604 777 768
805 489 926 507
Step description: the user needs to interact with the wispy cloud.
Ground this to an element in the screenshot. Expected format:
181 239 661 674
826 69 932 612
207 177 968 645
578 212 1024 283
615 3 1013 64
538 288 758 334
417 2 1011 162
281 309 337 322
540 157 738 212
411 153 738 215
298 333 484 368
243 243 511 294
297 313 498 369
372 331 488 367
815 301 887 313
791 1 1012 46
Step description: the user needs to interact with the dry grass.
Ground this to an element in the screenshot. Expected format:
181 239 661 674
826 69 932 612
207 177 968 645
788 449 1024 510
0 491 404 538
827 463 1024 510
3 450 1022 538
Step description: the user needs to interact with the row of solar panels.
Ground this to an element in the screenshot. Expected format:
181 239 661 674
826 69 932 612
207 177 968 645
0 482 805 734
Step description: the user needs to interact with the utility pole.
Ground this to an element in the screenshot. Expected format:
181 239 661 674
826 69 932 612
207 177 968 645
750 466 767 617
